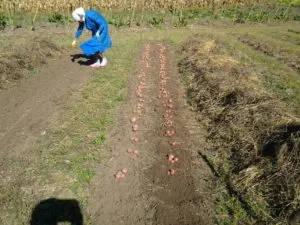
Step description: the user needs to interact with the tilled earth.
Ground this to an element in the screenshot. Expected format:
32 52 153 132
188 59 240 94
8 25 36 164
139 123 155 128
88 42 214 225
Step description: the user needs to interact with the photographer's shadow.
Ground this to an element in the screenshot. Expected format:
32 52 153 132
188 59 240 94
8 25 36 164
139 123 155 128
70 53 93 66
30 198 83 225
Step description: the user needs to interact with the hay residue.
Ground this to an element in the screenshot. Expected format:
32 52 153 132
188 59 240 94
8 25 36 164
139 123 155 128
178 34 300 224
0 37 61 89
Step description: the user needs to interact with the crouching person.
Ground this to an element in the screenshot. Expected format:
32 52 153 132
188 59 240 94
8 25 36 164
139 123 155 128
72 7 112 68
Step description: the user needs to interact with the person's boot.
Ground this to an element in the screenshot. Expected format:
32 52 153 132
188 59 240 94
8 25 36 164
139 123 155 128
100 57 108 67
89 59 101 68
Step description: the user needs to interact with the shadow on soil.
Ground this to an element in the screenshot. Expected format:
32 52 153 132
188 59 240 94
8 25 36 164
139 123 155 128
30 198 83 225
70 54 94 66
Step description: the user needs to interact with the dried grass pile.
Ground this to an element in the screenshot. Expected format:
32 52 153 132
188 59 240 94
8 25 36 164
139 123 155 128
178 34 300 224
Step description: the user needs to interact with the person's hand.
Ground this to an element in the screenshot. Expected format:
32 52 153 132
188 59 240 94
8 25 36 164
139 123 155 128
72 40 76 48
95 30 100 38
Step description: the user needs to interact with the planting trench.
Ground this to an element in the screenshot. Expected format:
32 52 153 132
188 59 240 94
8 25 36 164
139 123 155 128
88 43 214 225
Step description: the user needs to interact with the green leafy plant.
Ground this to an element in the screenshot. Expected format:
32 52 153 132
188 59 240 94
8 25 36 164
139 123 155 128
294 14 300 20
108 15 130 28
183 9 202 19
0 14 7 30
219 3 297 23
148 15 164 27
174 16 188 27
277 0 300 6
48 12 64 23
92 135 106 145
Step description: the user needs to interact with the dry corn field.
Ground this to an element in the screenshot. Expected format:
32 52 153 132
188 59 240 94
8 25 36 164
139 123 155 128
0 0 261 12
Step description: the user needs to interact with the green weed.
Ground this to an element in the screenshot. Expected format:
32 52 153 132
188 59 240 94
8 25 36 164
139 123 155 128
148 15 164 27
48 12 70 24
107 14 131 28
215 189 252 225
173 15 188 27
92 135 106 145
0 14 7 29
48 12 63 23
71 158 96 183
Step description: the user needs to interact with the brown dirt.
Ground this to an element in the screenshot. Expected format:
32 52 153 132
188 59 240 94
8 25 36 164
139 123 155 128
0 27 69 89
0 50 90 159
87 42 214 225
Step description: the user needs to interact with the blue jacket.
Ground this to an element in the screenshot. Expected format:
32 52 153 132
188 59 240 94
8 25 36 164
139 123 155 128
75 10 112 55
75 10 109 39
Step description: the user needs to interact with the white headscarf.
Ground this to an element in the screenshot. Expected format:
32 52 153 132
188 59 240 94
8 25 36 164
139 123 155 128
72 7 85 22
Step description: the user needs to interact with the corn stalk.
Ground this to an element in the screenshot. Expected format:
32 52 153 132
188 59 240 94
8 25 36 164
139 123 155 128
0 0 278 13
31 0 40 30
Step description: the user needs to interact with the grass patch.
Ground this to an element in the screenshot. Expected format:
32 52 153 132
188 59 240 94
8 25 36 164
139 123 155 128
236 31 300 57
262 30 300 45
215 187 253 225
